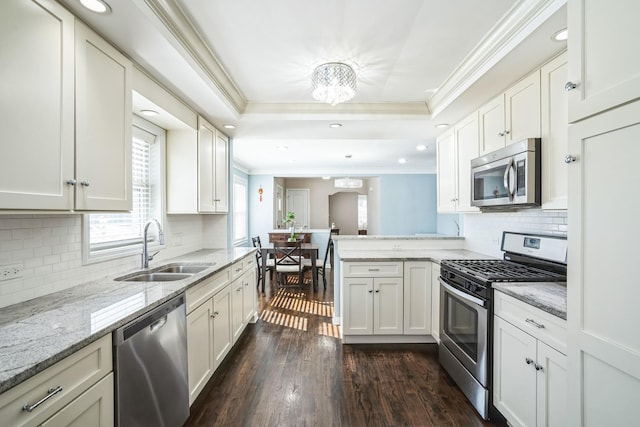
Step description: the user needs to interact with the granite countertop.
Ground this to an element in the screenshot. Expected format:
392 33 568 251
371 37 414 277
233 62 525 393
333 234 463 241
0 247 255 394
493 282 567 320
337 248 494 263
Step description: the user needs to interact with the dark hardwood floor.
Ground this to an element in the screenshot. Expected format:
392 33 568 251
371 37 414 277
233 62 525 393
185 269 505 427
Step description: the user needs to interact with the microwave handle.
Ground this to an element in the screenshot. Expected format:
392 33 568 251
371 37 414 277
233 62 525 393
503 157 515 201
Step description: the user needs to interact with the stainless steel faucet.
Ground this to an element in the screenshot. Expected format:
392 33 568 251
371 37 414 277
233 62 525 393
142 219 165 269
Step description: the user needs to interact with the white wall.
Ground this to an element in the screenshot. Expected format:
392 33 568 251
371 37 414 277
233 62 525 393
463 209 568 257
0 214 223 308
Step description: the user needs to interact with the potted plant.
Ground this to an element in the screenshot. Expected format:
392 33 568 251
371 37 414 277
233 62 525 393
282 211 296 242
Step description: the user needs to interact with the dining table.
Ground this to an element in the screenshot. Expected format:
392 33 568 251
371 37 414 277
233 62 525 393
260 243 319 292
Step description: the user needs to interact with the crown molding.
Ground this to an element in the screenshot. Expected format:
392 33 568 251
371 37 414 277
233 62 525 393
142 0 246 114
427 0 566 118
242 102 430 121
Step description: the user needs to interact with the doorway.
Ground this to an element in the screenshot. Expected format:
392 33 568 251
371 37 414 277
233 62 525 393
286 188 310 229
329 192 359 235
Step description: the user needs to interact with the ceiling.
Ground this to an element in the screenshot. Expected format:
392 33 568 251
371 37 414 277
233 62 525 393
59 0 567 175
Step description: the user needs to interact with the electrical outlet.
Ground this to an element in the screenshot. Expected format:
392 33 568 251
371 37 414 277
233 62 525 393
392 244 402 251
173 232 183 247
0 263 24 281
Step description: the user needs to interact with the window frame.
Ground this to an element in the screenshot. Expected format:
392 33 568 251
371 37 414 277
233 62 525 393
82 115 166 265
232 174 249 247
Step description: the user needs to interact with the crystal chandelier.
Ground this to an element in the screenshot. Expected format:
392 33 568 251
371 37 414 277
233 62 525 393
334 177 363 189
311 62 357 105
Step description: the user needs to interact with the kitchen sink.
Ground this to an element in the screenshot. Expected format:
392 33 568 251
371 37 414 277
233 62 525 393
154 264 213 274
116 272 193 282
114 263 214 282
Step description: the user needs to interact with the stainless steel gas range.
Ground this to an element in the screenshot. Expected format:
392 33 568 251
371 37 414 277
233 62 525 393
438 231 567 420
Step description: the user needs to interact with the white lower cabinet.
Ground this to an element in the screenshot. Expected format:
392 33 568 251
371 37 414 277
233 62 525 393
185 255 256 405
431 263 441 342
493 291 567 427
342 261 434 343
0 335 113 427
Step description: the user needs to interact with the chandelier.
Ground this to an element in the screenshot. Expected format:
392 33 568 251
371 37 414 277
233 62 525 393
311 62 357 105
334 177 363 189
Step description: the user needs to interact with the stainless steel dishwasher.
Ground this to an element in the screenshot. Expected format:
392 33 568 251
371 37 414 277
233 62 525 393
114 294 189 427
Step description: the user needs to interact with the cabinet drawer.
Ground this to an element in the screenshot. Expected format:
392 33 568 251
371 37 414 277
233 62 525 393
343 262 403 277
0 334 112 427
494 291 567 354
230 260 246 281
186 268 230 314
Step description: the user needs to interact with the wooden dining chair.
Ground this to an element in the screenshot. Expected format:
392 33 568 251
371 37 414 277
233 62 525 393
274 241 309 291
304 235 333 290
252 236 273 291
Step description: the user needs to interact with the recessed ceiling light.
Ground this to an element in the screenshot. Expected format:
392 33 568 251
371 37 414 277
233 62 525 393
398 158 407 164
435 123 449 129
140 109 159 117
416 145 427 151
80 0 111 14
552 28 568 41
223 124 236 129
329 123 342 128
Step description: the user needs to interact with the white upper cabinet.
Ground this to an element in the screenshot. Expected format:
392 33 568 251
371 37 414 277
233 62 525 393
75 21 132 211
198 117 229 214
541 52 569 210
0 0 75 210
567 0 640 123
479 71 541 154
0 2 132 212
436 112 479 213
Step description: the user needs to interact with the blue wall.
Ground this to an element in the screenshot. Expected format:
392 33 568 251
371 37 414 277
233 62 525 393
248 175 275 245
378 174 438 235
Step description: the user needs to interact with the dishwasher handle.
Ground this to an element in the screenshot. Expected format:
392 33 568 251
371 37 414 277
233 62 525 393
114 294 185 345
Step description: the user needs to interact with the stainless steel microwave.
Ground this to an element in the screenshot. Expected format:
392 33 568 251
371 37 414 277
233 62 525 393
470 138 541 208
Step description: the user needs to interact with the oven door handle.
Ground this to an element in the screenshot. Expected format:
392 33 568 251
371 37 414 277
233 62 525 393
439 278 487 308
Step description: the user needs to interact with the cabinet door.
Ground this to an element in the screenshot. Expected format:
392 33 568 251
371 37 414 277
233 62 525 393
242 269 256 324
505 70 541 145
431 264 441 342
186 300 214 405
493 316 537 427
214 132 229 212
373 277 403 335
231 278 245 342
536 342 567 427
198 117 216 213
436 130 457 213
567 100 640 426
343 277 374 335
567 0 640 122
454 112 480 212
403 262 431 335
212 285 233 369
541 53 569 210
75 21 132 211
40 373 114 427
0 0 75 210
479 94 505 154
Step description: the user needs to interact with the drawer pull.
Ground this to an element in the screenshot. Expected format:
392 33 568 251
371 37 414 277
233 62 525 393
368 268 380 272
525 358 534 365
535 363 544 372
22 386 63 412
525 318 545 329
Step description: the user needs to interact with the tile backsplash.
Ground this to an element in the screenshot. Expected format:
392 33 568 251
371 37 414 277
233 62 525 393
463 209 568 257
0 214 227 308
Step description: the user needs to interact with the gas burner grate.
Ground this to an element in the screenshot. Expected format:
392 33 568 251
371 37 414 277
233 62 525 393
441 259 566 283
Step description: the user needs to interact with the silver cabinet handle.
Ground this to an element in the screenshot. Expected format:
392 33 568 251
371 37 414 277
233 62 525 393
66 179 77 186
80 180 90 187
565 81 577 91
23 386 63 412
498 131 504 137
525 358 534 365
564 155 577 164
236 287 242 292
375 289 380 293
525 318 545 328
368 290 373 293
368 268 380 272
535 363 544 372
211 311 219 318
504 130 510 135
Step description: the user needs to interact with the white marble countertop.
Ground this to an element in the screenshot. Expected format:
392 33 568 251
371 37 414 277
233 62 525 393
337 248 493 263
0 247 255 394
493 282 567 320
333 234 463 241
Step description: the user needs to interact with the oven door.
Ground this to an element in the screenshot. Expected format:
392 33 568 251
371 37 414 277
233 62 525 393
440 279 488 386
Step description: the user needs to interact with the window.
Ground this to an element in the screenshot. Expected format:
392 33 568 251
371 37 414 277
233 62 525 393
232 175 248 245
83 117 165 263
